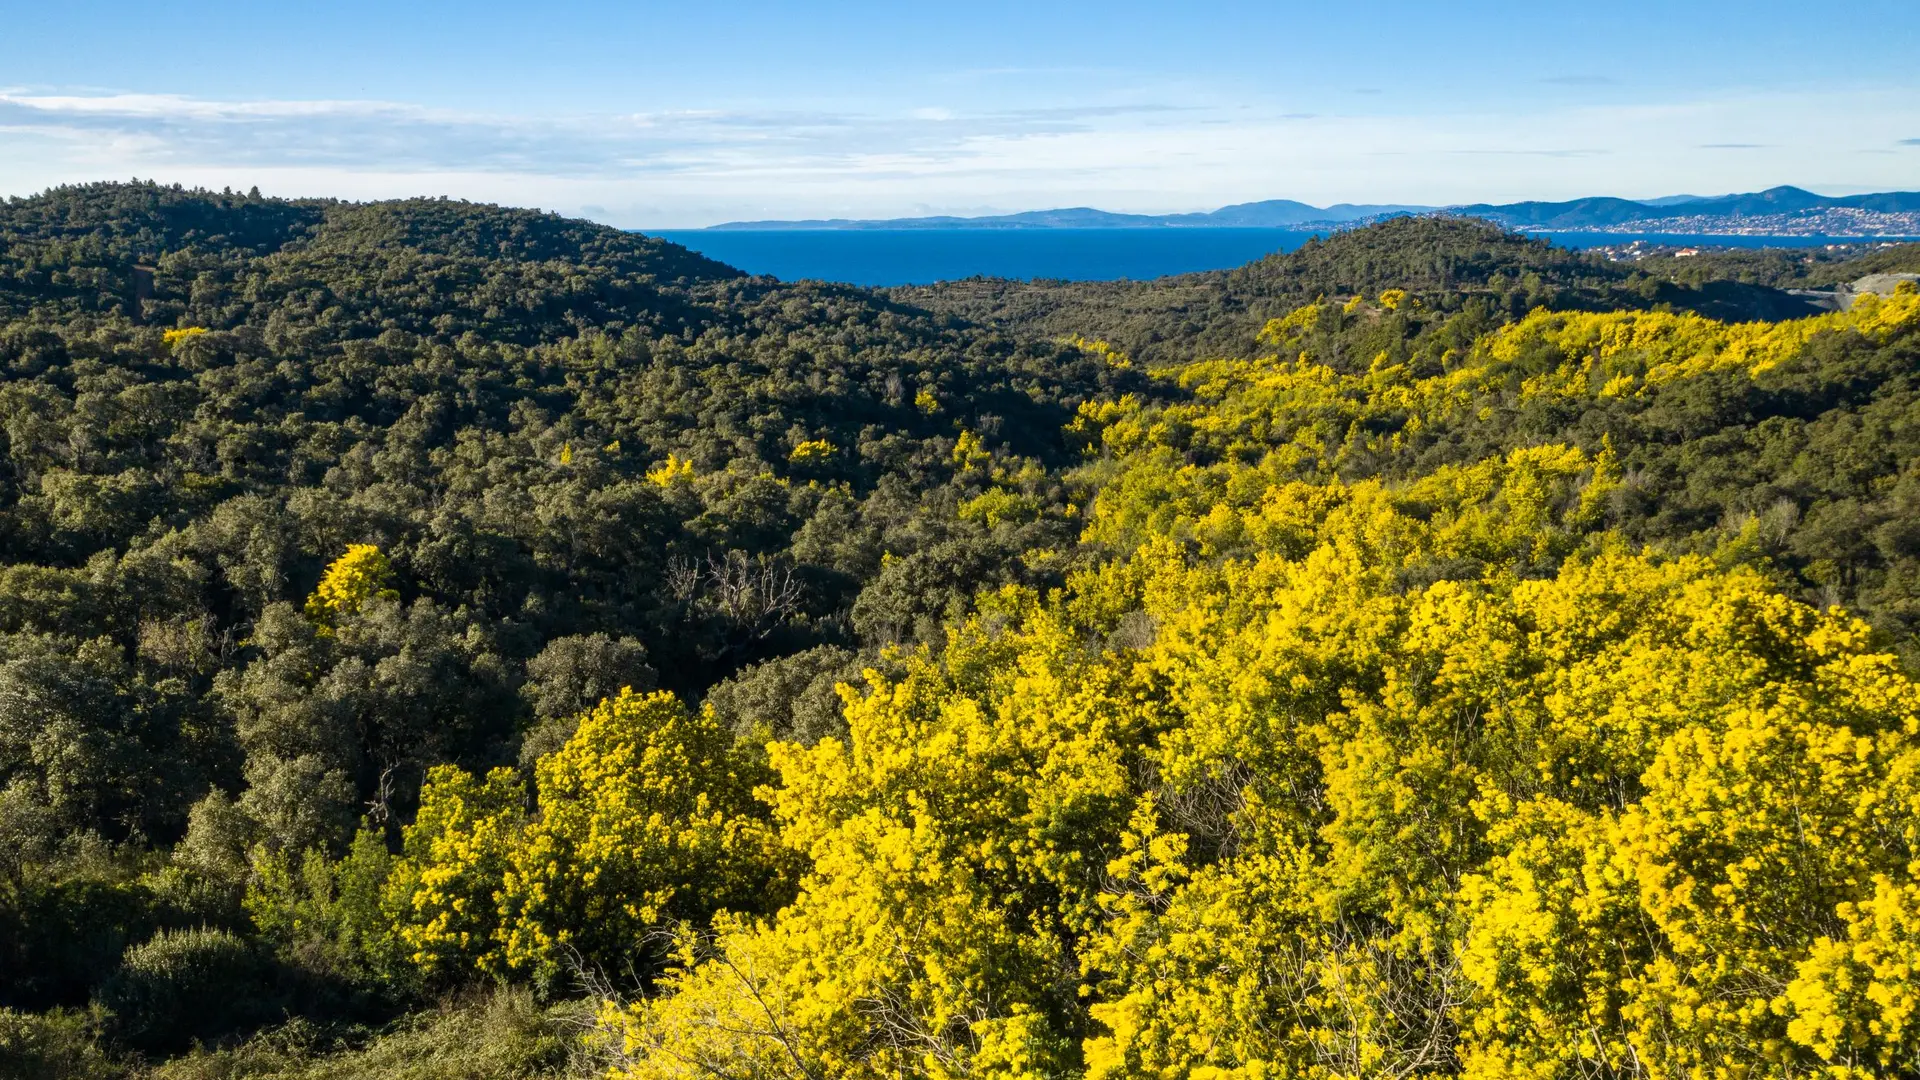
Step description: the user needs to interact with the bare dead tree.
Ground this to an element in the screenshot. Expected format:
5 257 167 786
365 762 399 827
704 551 804 641
668 550 806 659
666 554 705 603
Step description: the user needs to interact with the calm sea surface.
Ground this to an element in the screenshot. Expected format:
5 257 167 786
647 228 1916 287
649 228 1328 285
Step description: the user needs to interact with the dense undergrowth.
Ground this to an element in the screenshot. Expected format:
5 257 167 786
2 183 1918 1079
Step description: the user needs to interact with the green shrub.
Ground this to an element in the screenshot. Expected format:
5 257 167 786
700 644 863 748
0 1006 123 1080
244 827 410 1005
144 989 572 1080
96 928 276 1053
0 878 164 1011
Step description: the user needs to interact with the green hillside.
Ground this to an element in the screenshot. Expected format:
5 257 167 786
3 185 1918 1080
885 217 1830 367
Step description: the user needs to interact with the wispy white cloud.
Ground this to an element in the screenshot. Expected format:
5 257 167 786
1447 149 1610 158
0 90 1214 183
1 86 1916 226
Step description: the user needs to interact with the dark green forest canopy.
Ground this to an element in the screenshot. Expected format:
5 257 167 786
0 182 735 323
0 182 1143 863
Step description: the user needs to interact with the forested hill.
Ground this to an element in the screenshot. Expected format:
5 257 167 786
886 216 1829 366
0 182 744 349
5 183 1920 1080
2 182 740 316
0 180 1139 861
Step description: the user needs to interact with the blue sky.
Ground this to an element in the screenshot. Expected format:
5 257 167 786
2 0 1916 226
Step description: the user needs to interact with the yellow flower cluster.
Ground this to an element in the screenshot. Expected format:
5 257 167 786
646 453 695 487
385 689 781 984
1064 335 1133 368
303 544 399 630
952 428 992 469
789 438 837 465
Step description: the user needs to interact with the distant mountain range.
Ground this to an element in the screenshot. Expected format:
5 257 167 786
707 200 1428 231
704 187 1920 235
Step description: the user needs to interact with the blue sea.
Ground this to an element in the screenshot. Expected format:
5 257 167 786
648 228 1916 287
650 228 1331 286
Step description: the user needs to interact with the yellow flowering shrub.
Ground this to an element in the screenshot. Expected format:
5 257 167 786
383 764 527 978
601 602 1159 1078
303 543 399 629
499 689 784 982
788 438 836 464
386 690 782 984
424 288 1920 1078
1064 335 1132 368
1788 874 1920 1075
646 453 694 486
953 429 991 470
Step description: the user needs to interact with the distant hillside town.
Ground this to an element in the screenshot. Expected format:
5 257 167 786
1498 206 1920 236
